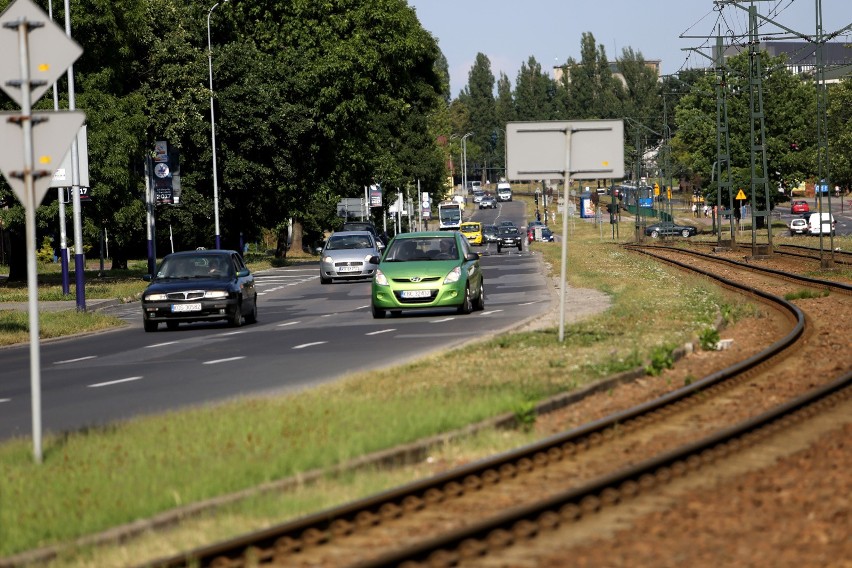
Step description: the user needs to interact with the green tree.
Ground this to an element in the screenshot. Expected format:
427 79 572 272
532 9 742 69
826 78 852 191
513 56 557 121
460 53 497 184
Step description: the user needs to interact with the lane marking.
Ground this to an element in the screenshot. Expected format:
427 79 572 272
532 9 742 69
278 321 300 327
218 331 246 336
479 309 504 316
89 376 143 388
53 355 96 365
146 341 179 348
203 356 246 365
0 398 10 404
293 341 327 350
430 317 456 323
519 301 540 306
356 305 370 310
366 329 396 336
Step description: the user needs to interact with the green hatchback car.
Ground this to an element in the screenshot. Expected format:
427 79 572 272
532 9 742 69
370 231 485 318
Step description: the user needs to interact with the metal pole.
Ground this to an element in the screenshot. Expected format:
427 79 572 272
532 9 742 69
63 0 85 311
558 129 573 342
208 0 228 249
14 14 43 463
48 0 70 295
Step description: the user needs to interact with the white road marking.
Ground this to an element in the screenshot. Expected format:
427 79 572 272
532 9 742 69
356 305 370 310
218 331 246 336
89 376 143 388
0 398 10 404
278 321 300 327
479 310 504 316
53 355 97 365
203 357 246 365
145 341 180 348
293 341 327 350
519 301 540 306
366 329 396 336
430 317 456 323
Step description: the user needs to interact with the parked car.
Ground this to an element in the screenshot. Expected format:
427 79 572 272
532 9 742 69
806 212 836 235
532 226 555 242
790 200 810 214
527 220 545 242
370 231 484 318
460 221 483 245
482 224 500 243
644 223 698 238
479 195 497 209
141 249 257 332
788 217 808 235
496 226 524 253
319 231 381 284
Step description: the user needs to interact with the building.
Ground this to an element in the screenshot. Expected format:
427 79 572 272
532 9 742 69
718 41 851 82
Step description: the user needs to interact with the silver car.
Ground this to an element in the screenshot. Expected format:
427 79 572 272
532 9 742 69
319 231 380 284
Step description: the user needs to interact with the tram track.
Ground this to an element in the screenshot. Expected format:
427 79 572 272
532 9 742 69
146 246 851 568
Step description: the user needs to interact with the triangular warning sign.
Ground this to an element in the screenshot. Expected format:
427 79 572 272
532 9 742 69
0 110 86 207
735 189 747 200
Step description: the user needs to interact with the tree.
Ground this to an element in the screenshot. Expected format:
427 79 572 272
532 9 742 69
514 56 557 121
460 53 497 183
826 78 852 190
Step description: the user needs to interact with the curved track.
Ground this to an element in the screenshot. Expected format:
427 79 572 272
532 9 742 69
147 246 851 567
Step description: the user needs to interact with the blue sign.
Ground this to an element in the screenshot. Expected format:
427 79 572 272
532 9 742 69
639 197 653 208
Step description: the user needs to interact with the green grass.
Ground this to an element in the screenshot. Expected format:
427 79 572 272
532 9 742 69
0 225 751 559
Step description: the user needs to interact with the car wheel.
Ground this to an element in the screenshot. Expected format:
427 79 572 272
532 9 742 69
457 285 473 315
143 319 158 332
245 297 258 324
650 230 660 238
166 321 179 331
681 229 691 238
371 303 385 319
517 243 522 251
320 274 332 285
474 280 485 311
229 304 242 327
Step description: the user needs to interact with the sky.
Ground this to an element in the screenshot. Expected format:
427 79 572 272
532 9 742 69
407 0 851 97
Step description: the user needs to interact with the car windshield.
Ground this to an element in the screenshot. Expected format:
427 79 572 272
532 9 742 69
158 254 232 279
460 225 480 234
326 234 374 250
385 237 458 261
499 228 520 235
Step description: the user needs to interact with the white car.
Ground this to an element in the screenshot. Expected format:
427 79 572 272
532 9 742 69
788 217 808 235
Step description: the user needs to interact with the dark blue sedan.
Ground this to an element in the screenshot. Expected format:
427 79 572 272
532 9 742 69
141 250 257 331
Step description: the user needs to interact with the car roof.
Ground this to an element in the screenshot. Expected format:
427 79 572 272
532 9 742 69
330 230 374 237
165 249 237 257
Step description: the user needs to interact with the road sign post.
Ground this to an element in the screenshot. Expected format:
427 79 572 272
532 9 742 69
0 0 85 463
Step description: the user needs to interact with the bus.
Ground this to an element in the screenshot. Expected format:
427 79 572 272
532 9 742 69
437 201 463 230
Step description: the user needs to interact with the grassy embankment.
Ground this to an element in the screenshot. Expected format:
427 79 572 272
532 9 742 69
6 208 850 565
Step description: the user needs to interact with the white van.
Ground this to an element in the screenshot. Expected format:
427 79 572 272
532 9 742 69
496 182 512 202
806 212 836 235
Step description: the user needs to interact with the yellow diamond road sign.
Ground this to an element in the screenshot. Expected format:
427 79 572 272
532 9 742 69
0 111 86 207
0 0 83 107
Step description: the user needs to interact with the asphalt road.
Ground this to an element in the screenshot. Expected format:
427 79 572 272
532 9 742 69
0 202 552 441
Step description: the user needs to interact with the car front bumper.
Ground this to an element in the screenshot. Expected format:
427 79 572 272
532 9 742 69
372 279 467 310
142 298 238 323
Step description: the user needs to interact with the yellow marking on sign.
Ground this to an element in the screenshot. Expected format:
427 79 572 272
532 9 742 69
735 189 747 200
38 63 50 72
38 155 53 165
602 161 609 166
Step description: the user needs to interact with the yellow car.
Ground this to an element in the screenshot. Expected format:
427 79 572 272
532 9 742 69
460 222 483 246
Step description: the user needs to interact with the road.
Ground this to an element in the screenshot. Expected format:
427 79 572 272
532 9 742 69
0 202 551 441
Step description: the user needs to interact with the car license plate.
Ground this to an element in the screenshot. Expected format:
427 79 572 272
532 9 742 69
401 290 430 299
337 266 361 273
172 303 202 312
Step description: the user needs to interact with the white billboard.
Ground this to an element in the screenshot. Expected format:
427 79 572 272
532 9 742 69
506 120 624 181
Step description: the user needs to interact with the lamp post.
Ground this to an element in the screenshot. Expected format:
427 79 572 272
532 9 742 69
461 132 473 196
207 0 229 249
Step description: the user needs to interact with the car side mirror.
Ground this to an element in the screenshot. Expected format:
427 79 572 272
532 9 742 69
143 274 153 282
465 252 480 261
237 269 250 277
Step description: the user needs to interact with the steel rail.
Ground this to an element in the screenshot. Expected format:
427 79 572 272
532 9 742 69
145 246 818 568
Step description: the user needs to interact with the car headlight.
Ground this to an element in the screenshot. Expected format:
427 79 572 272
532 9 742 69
204 290 229 299
443 266 461 284
145 293 167 301
323 255 333 264
375 269 389 286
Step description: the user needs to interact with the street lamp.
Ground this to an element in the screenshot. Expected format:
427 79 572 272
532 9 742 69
461 132 473 195
207 0 229 249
